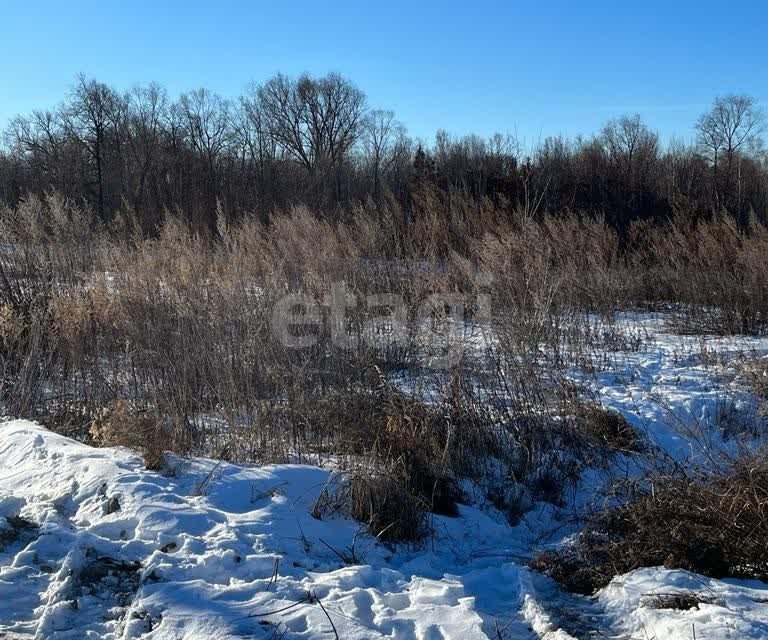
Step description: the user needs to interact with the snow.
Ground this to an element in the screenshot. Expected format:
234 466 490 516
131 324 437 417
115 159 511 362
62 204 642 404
571 313 768 462
0 420 556 639
2 314 768 638
599 568 768 639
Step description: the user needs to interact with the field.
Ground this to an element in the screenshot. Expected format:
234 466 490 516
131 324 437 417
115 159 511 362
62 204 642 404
2 196 768 638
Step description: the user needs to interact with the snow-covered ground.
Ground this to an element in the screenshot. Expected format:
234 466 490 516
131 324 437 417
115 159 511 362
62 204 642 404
571 313 768 462
2 315 768 639
0 420 575 639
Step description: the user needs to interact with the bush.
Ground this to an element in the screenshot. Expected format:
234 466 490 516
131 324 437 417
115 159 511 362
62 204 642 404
529 531 616 595
89 400 170 471
531 450 768 593
574 404 641 453
348 471 430 542
308 380 466 537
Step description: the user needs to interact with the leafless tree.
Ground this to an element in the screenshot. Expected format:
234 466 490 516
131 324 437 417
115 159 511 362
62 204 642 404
178 89 231 170
4 75 768 232
235 85 277 207
662 137 706 204
432 130 518 197
361 109 409 195
62 74 123 220
601 114 658 201
6 110 70 193
696 95 765 205
177 88 232 215
125 83 167 216
258 72 366 174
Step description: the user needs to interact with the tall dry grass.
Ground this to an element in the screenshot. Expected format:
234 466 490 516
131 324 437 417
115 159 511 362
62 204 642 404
1 192 766 539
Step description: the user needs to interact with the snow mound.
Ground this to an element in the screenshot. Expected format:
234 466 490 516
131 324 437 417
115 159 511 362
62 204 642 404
598 568 768 639
0 420 571 639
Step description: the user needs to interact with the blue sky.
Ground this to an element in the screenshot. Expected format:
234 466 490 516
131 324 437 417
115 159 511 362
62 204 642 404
1 0 766 148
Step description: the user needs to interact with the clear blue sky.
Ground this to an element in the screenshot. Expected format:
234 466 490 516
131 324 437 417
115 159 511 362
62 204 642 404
1 0 766 148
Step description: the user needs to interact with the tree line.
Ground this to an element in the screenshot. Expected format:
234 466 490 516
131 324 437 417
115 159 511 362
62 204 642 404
0 72 765 232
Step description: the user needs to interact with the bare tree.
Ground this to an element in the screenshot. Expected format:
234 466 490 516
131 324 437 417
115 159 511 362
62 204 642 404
63 74 123 220
662 137 706 205
600 114 658 202
177 88 232 214
178 89 231 169
235 85 277 207
258 72 366 175
361 109 409 195
5 76 768 231
696 95 765 206
125 83 168 216
6 110 69 192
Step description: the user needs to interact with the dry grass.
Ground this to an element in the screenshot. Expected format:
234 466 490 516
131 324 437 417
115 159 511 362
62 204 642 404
89 400 170 470
632 211 768 335
531 448 768 593
574 404 641 453
736 357 768 417
2 193 767 541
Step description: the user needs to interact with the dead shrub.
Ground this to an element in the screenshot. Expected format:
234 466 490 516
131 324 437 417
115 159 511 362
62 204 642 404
8 194 768 551
348 471 430 542
529 530 617 595
309 381 466 518
485 482 529 525
89 400 169 470
311 469 430 543
574 404 641 453
640 592 716 611
49 291 93 343
301 375 504 542
0 303 22 341
532 449 768 593
737 357 768 415
639 212 768 335
471 210 626 313
529 468 567 506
